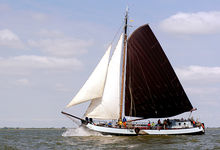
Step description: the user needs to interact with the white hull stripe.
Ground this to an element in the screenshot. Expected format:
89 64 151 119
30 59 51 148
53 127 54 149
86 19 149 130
86 123 205 135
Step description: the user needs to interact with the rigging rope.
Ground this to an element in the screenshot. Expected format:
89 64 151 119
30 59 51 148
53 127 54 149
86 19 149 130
110 21 124 45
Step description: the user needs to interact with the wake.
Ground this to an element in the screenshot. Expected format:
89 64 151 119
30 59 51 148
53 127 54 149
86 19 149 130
62 126 105 137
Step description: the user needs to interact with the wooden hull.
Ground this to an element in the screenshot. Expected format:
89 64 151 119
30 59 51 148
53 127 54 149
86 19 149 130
85 123 205 135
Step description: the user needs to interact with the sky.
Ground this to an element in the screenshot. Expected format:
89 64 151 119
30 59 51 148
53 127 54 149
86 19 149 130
0 0 220 128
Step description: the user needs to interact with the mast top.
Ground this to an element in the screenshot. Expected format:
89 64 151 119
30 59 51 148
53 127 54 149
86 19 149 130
124 7 128 35
126 6 129 15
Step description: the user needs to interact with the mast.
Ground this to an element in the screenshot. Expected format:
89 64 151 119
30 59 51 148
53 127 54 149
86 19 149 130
119 8 128 120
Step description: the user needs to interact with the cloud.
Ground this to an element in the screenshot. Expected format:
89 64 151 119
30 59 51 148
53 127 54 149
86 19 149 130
55 83 72 92
0 55 82 75
175 65 220 106
15 78 30 86
185 87 220 96
159 11 220 34
28 36 93 58
0 29 24 49
0 29 19 40
31 12 48 22
175 66 220 127
36 29 64 38
176 65 220 83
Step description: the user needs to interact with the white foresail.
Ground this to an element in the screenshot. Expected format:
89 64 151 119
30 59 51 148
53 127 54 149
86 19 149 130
85 34 124 119
66 45 112 108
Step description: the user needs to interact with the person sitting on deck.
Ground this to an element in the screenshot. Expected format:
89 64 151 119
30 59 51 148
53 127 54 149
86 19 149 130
193 120 196 127
147 121 151 129
126 121 132 129
163 119 167 129
85 117 89 123
157 119 161 125
189 117 196 127
89 118 93 124
123 121 127 128
151 122 155 129
156 120 162 130
122 117 127 122
108 122 112 127
122 117 127 128
118 119 122 128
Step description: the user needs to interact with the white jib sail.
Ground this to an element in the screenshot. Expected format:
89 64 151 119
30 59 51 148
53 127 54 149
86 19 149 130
66 45 112 108
85 34 123 119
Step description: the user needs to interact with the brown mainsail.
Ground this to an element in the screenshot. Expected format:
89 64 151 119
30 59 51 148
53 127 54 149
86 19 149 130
125 24 193 118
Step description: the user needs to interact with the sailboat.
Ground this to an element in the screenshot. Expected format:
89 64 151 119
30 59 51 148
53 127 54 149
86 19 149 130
62 9 205 135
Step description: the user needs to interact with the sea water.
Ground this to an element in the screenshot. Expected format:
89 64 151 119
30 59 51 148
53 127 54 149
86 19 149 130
0 128 220 150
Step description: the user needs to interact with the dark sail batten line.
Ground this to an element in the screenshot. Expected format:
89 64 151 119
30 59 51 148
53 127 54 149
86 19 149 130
130 34 181 101
125 24 193 119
